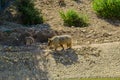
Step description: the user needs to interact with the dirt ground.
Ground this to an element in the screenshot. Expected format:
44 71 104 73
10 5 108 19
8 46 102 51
1 0 120 80
0 41 120 80
46 42 120 79
34 0 120 46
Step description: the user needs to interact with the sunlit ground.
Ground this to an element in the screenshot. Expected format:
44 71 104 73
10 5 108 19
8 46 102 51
64 78 120 80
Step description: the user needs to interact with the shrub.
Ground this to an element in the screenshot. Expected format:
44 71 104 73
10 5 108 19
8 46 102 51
92 0 120 19
1 0 6 7
59 9 88 27
16 0 44 25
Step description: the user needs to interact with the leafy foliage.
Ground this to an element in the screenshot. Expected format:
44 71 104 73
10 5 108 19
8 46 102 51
16 0 44 25
1 0 6 7
59 9 88 27
92 0 120 19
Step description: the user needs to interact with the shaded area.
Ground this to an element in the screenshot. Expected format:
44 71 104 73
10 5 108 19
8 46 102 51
0 22 58 46
51 49 78 66
73 0 82 4
95 15 120 27
0 0 15 12
105 19 120 27
0 45 49 80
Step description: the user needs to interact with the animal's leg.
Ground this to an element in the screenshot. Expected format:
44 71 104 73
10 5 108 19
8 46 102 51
55 47 57 51
67 42 72 49
60 44 64 50
54 44 58 51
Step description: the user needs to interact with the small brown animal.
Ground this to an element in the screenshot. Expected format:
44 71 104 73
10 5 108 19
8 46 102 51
48 35 72 50
25 36 35 45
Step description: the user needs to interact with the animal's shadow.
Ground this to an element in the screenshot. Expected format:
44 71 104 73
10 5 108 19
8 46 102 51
51 48 78 66
74 0 82 4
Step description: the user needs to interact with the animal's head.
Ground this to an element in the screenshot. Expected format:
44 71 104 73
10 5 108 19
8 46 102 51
48 38 53 46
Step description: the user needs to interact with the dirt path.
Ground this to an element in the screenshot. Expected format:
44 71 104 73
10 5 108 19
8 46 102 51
46 42 120 79
0 42 120 80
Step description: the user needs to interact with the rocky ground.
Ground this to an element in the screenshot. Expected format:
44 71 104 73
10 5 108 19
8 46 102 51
1 0 120 80
46 42 120 79
0 40 120 80
33 0 120 46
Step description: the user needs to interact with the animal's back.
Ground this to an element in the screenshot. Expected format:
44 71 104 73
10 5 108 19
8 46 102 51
59 35 72 44
50 36 60 44
48 35 72 50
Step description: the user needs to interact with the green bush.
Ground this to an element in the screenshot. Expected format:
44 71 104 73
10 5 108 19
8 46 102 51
1 0 6 7
92 0 120 19
59 9 88 27
16 0 44 25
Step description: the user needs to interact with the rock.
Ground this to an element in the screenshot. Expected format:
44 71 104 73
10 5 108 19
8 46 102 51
3 46 12 52
26 28 35 36
81 29 86 33
25 36 35 45
19 32 32 45
33 29 57 43
7 32 20 46
12 28 26 33
0 23 59 45
103 33 112 37
9 32 20 40
0 31 9 42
